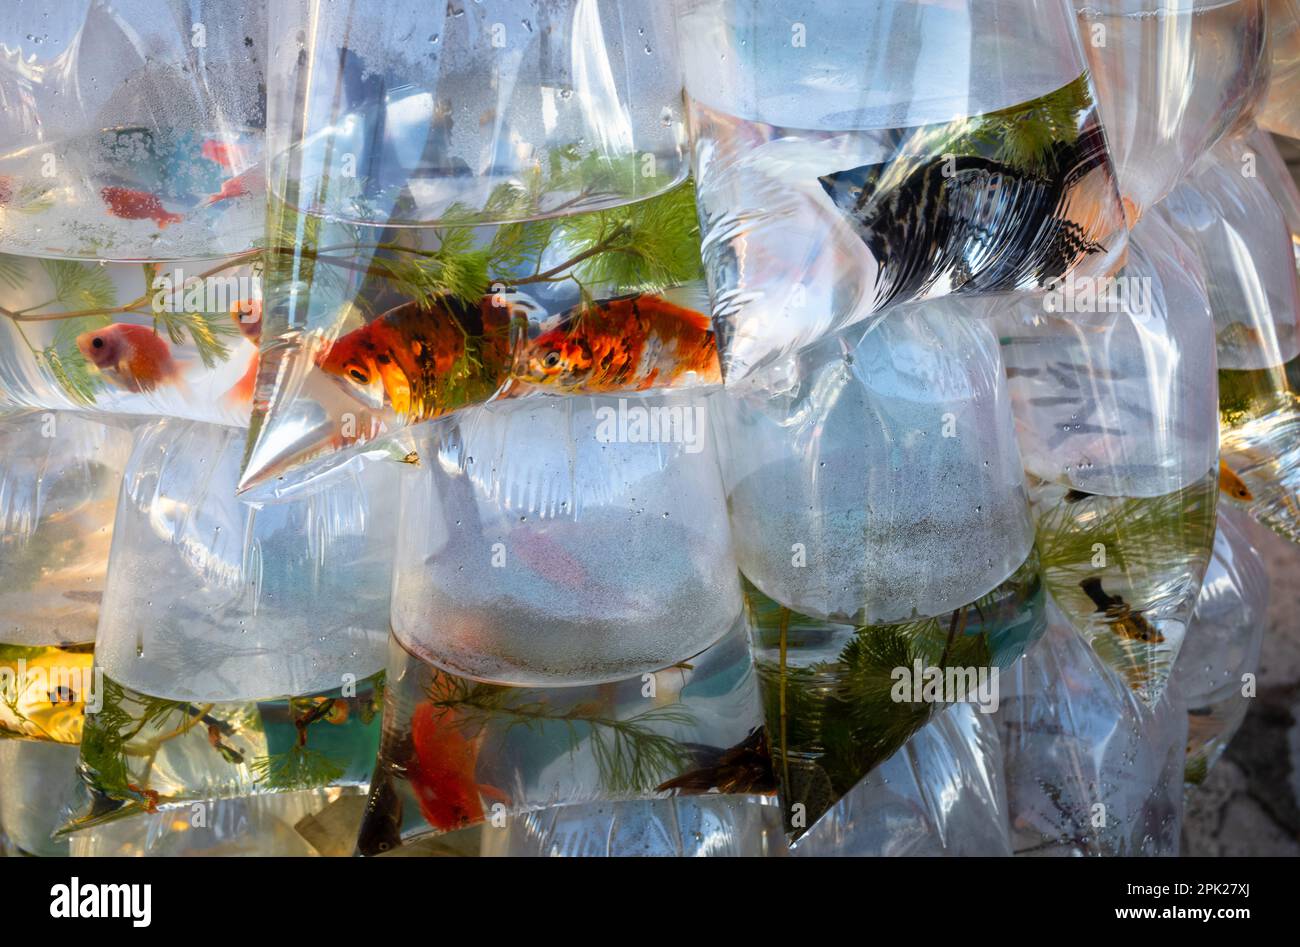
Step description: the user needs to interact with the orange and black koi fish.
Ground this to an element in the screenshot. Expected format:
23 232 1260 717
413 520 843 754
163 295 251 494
515 293 720 393
316 296 521 420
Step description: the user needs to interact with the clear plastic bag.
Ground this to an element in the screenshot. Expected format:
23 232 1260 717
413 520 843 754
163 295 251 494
0 0 266 260
1159 131 1300 543
0 740 83 856
1074 0 1269 225
0 411 130 745
714 303 1046 834
997 608 1188 856
995 210 1219 704
1258 0 1300 140
391 391 740 686
63 418 395 842
679 0 1128 382
791 703 1011 857
0 256 263 426
357 621 774 856
1168 507 1268 785
240 0 711 492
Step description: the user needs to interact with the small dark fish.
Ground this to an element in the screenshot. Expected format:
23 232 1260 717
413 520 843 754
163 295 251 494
48 686 77 705
655 728 776 795
357 771 404 856
1063 488 1095 502
62 589 103 604
1079 577 1164 644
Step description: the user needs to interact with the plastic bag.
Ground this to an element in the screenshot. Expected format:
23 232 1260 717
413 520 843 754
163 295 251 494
1258 0 1300 140
1159 131 1300 543
62 418 396 848
0 1 267 426
391 391 738 686
1075 0 1268 225
0 739 84 857
995 210 1219 704
357 620 775 856
997 608 1188 856
0 256 263 426
791 703 1011 857
0 411 130 744
1168 507 1268 785
679 0 1127 382
239 0 711 492
0 0 266 259
713 302 1046 834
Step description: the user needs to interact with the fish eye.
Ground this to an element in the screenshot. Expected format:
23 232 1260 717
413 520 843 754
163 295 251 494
849 186 862 198
543 351 561 368
92 337 104 349
348 368 369 383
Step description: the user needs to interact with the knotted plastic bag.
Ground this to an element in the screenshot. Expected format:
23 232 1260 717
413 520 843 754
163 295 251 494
791 702 1011 857
714 302 1046 834
239 0 713 492
1168 507 1268 785
995 210 1219 704
62 418 396 851
679 0 1128 382
0 411 130 744
998 608 1188 856
1159 131 1300 543
1074 0 1268 225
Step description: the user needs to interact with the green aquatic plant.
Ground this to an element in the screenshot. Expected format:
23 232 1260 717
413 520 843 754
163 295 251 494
425 672 697 796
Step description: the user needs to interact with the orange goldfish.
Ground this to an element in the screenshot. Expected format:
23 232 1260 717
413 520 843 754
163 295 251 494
225 354 259 407
407 702 507 832
76 323 183 393
100 186 182 228
1219 459 1254 502
200 139 248 170
201 167 264 207
231 298 262 342
515 293 720 393
316 296 520 419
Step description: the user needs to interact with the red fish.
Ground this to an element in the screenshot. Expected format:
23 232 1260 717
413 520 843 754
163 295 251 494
317 296 521 420
201 139 247 171
100 186 182 229
224 353 259 407
406 703 507 832
76 323 183 393
201 167 264 207
515 293 720 393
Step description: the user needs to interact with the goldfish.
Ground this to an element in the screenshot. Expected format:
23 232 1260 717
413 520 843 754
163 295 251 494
100 186 182 228
222 299 261 407
1219 458 1254 502
514 293 721 393
201 167 264 207
231 298 262 342
224 356 258 407
1079 577 1164 644
317 296 519 419
200 139 248 170
76 323 184 393
406 702 507 832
